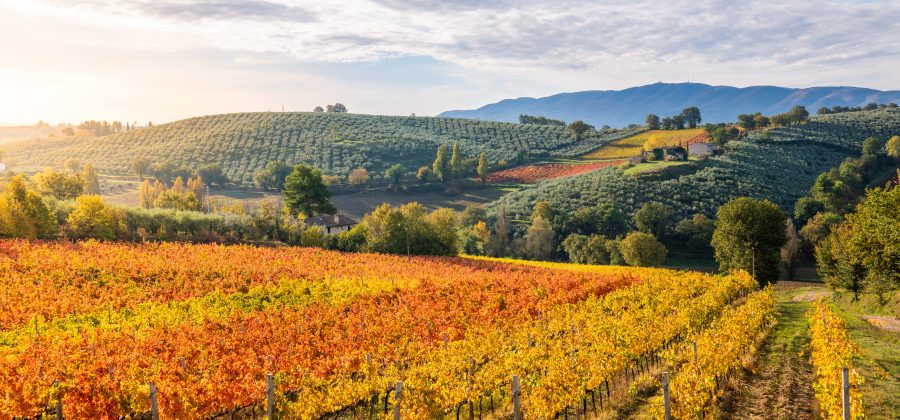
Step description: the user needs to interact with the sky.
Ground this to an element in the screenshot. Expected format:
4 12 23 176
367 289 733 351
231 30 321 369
1 0 899 125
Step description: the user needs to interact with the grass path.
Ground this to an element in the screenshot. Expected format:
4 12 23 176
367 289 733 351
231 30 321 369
721 283 818 419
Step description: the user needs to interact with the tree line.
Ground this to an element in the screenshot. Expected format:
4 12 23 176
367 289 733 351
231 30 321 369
645 107 702 130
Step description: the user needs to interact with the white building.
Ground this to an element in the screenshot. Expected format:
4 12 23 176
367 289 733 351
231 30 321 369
305 213 358 234
688 142 721 158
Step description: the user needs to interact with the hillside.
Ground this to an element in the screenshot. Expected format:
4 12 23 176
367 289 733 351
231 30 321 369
440 82 900 127
3 112 638 185
0 124 65 144
487 108 900 226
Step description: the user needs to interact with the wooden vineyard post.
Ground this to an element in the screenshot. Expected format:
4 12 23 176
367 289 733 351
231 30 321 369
54 380 63 420
662 371 671 420
512 375 521 420
267 373 275 420
842 367 850 420
693 341 698 363
149 382 160 420
393 381 403 420
443 332 449 351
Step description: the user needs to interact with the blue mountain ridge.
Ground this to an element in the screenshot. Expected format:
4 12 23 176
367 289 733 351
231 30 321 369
438 82 900 127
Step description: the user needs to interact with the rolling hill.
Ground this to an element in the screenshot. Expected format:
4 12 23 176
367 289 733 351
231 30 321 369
486 108 900 228
3 112 639 185
440 82 900 127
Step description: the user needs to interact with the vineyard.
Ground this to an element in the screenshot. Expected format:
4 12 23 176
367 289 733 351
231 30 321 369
581 128 707 160
485 160 625 184
807 300 866 419
0 240 773 419
3 113 641 185
488 108 900 226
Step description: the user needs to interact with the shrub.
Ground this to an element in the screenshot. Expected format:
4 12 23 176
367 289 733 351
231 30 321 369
619 232 667 267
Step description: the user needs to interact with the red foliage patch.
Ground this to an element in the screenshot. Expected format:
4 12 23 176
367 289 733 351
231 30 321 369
487 160 625 184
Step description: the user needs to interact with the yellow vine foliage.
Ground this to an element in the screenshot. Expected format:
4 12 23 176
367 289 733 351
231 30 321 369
807 300 866 419
653 288 777 418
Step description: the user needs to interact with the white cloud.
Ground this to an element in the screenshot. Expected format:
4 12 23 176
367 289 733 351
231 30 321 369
1 0 898 124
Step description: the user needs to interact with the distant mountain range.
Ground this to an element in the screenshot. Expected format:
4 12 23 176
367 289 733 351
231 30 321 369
439 82 900 127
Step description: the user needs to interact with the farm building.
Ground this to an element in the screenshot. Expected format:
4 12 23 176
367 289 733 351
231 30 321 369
306 213 357 234
645 146 686 162
688 142 721 158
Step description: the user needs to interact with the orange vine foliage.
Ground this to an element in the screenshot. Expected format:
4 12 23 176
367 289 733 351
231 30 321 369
0 239 639 419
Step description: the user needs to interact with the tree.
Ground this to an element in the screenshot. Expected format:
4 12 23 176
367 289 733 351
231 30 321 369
680 107 702 128
347 168 370 186
619 232 667 267
359 203 458 256
861 137 880 156
562 233 611 265
642 134 667 155
283 164 336 217
790 105 809 123
646 114 660 130
154 190 200 211
172 177 185 194
817 107 832 115
841 181 899 292
661 116 674 130
35 168 84 200
477 153 488 185
416 166 432 183
66 195 117 240
799 212 841 247
816 223 867 299
132 158 152 179
138 179 154 209
487 206 509 257
326 103 348 113
671 115 685 130
63 158 82 173
518 115 566 126
562 203 626 238
886 135 900 159
737 113 756 130
385 164 406 186
461 205 487 226
753 113 770 129
432 144 449 183
460 221 490 255
781 219 800 280
82 163 100 195
313 106 324 112
449 144 463 178
567 120 591 140
531 201 553 222
674 213 714 252
793 196 826 227
515 148 527 165
525 217 555 260
253 160 293 191
0 175 57 239
152 161 178 184
711 197 788 285
197 164 227 187
633 202 671 238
